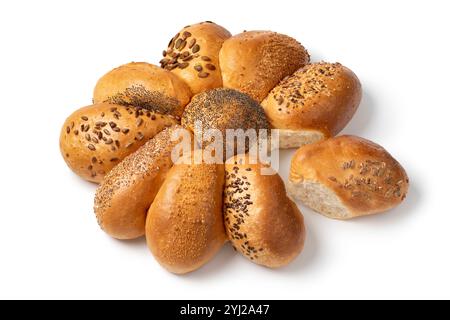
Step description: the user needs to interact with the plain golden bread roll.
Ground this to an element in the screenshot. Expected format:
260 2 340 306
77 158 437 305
288 135 409 219
160 21 231 95
261 62 362 149
181 88 270 157
146 152 226 274
219 31 310 102
224 155 306 268
93 62 192 118
94 125 186 240
60 103 177 183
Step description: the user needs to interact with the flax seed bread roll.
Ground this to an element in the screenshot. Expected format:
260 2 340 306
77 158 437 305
181 88 270 158
288 135 409 219
93 62 192 118
160 21 231 95
60 103 177 183
219 31 310 102
94 125 187 240
146 151 226 274
224 155 306 268
261 62 362 149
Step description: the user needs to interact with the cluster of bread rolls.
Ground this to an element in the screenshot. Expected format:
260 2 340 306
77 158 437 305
60 20 408 274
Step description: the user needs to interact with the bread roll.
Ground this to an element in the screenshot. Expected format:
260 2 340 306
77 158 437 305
224 155 306 268
160 21 231 95
146 152 226 274
60 103 177 183
181 88 270 158
94 125 186 239
261 62 362 148
93 62 192 118
288 135 409 219
219 31 310 102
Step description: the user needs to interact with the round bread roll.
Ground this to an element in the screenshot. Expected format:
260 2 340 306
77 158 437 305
181 88 270 158
261 62 362 149
160 21 231 95
60 103 177 183
94 125 186 240
288 135 409 219
93 62 192 118
224 154 306 268
219 31 310 102
146 151 226 274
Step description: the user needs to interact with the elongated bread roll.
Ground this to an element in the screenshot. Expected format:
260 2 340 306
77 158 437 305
94 125 186 240
146 152 226 274
224 155 306 268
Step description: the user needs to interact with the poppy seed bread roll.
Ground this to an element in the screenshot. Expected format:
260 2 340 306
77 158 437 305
160 21 231 95
146 151 226 274
93 62 192 118
288 135 409 219
261 62 362 149
60 103 177 183
219 31 310 102
181 88 270 158
224 154 306 268
94 125 187 240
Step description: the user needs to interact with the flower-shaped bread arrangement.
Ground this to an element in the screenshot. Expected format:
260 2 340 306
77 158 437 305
60 21 409 274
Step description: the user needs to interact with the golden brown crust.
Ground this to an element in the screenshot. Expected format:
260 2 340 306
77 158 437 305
93 62 192 117
94 125 185 239
146 152 226 274
160 21 231 95
219 31 310 102
289 135 409 218
224 155 306 268
261 62 362 140
60 103 177 183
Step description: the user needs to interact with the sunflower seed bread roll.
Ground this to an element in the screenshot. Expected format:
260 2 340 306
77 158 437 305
288 135 409 219
160 21 231 95
60 103 177 183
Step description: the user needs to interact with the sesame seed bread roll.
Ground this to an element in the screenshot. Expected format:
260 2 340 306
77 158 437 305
60 103 177 183
160 21 231 95
224 155 306 268
146 152 226 274
94 125 186 240
288 135 409 219
93 62 192 118
219 31 310 102
261 62 362 149
181 88 270 158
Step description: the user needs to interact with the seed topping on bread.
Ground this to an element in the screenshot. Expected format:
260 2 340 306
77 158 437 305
224 165 264 261
269 62 342 112
160 22 219 79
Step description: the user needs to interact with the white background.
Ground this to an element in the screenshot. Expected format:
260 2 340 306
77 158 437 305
0 0 449 300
